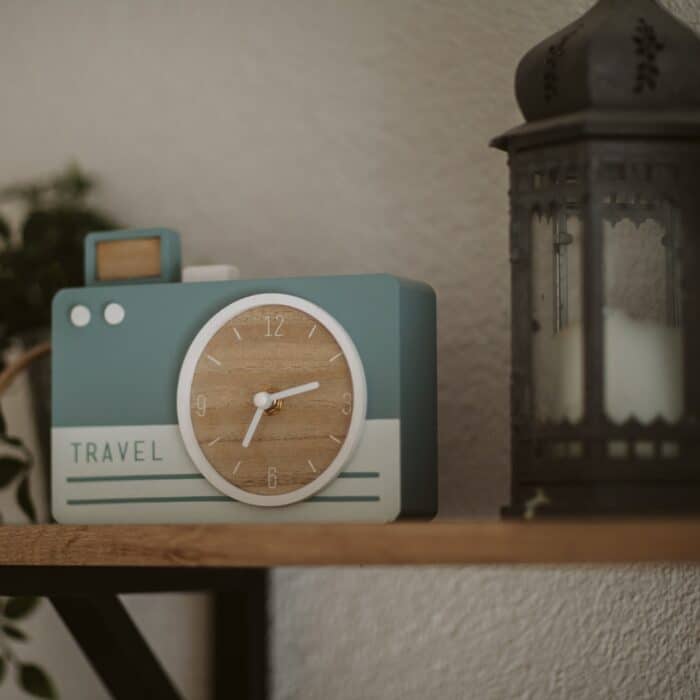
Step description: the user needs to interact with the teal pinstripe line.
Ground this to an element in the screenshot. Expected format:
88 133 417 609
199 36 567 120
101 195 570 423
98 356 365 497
67 496 227 504
67 474 204 482
309 495 380 502
66 495 380 505
66 472 380 483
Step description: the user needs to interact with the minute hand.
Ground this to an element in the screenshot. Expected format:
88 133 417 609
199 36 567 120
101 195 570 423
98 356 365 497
270 381 320 401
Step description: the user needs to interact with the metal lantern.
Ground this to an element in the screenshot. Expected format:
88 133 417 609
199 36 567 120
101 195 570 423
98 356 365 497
492 0 700 515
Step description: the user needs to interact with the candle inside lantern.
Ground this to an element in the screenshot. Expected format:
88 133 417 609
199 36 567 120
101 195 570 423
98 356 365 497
603 307 683 424
535 308 683 425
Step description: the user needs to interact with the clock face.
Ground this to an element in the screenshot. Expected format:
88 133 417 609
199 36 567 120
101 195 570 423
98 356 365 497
177 294 367 506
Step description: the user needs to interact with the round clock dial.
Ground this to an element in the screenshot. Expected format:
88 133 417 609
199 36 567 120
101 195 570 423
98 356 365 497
177 293 367 506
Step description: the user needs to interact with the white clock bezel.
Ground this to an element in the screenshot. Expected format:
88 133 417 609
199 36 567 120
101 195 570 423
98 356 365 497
176 292 368 507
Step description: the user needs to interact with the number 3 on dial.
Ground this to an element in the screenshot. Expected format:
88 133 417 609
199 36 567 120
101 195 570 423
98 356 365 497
176 293 367 507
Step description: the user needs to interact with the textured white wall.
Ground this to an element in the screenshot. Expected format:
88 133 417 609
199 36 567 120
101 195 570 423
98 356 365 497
273 565 700 699
1 1 700 698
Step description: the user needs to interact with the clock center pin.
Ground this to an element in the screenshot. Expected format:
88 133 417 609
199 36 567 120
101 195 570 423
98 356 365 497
253 389 283 416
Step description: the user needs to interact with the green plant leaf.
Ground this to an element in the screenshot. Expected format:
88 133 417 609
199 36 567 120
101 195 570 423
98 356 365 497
16 476 37 523
4 597 39 620
0 216 9 246
3 624 27 641
54 163 93 202
0 458 25 488
18 664 56 699
0 656 6 684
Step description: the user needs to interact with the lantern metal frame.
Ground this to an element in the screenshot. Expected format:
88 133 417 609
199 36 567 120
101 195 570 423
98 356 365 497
493 0 700 515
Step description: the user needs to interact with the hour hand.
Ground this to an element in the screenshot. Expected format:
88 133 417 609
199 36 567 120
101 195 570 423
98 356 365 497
242 406 264 448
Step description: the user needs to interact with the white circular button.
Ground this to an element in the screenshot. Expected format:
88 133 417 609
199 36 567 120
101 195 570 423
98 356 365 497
70 305 91 328
104 302 125 326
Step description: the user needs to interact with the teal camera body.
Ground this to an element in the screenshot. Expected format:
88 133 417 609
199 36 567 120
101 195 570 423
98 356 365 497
52 229 437 523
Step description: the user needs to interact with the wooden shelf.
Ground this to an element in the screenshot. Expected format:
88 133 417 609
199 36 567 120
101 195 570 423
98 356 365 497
1 519 700 568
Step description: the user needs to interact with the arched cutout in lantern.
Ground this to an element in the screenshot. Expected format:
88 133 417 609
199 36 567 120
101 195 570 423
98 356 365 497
493 0 700 515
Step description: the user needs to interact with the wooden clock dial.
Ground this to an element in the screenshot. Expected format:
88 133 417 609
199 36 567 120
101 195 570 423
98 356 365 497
186 302 357 501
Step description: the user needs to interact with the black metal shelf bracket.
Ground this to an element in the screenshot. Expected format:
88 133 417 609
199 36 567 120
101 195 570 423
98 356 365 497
0 567 269 700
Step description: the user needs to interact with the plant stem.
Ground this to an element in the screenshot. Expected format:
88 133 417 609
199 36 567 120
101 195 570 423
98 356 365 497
0 342 51 396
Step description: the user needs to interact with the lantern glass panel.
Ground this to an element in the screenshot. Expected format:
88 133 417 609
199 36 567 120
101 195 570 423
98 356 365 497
603 199 684 424
532 205 584 423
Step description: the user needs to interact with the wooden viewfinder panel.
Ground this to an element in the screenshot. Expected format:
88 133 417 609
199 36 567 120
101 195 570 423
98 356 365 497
96 237 162 281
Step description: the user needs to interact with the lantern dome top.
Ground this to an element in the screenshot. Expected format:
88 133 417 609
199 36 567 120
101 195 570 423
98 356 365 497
493 0 700 150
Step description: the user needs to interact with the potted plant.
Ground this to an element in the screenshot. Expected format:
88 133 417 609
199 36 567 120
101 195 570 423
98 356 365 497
0 163 118 482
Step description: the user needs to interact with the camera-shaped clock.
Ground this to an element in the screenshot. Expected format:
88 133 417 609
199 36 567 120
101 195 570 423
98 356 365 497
51 229 437 523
